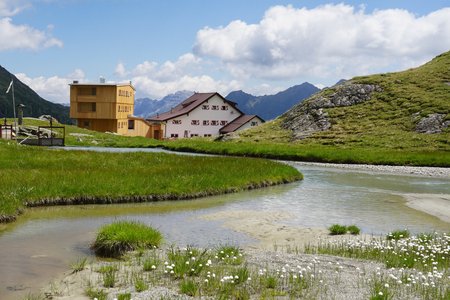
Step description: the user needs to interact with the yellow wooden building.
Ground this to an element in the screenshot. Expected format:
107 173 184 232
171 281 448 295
69 81 164 139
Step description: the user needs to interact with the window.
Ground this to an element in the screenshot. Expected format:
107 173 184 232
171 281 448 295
172 120 182 124
221 105 228 110
191 120 200 125
83 120 90 127
220 120 228 126
202 105 210 110
203 120 209 126
211 120 219 126
170 133 179 138
78 102 96 113
251 121 258 126
190 133 199 137
128 120 135 130
78 87 96 96
212 105 219 110
204 134 212 137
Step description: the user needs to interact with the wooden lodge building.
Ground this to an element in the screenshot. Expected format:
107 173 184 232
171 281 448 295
70 81 263 139
69 81 164 139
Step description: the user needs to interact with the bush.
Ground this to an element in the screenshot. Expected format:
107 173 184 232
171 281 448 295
328 224 347 235
347 225 361 235
91 221 163 257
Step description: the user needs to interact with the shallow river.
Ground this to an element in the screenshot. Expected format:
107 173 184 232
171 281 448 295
0 149 449 299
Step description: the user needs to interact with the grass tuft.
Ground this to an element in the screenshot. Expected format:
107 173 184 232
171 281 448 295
91 221 162 258
328 224 347 235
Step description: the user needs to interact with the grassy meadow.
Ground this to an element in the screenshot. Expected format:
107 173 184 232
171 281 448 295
0 140 302 219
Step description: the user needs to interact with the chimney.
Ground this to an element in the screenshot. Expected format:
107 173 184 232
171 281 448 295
73 80 79 84
99 76 106 84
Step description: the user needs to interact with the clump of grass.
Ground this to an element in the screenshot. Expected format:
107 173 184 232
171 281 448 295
117 293 131 300
85 286 107 300
347 225 361 235
102 268 117 288
216 245 244 265
180 279 199 296
167 246 210 278
328 224 347 235
387 229 410 240
134 274 148 292
70 257 88 274
91 220 162 257
143 255 160 272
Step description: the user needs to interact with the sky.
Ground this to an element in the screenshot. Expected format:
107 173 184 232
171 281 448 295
1 0 449 104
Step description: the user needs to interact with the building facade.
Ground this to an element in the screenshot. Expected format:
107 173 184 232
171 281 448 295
69 82 163 139
148 92 263 138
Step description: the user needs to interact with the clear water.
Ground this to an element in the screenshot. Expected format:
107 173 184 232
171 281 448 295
0 161 449 299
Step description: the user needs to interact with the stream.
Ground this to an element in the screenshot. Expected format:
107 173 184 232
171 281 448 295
0 148 449 299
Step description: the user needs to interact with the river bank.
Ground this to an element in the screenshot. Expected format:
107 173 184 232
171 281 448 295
291 161 450 178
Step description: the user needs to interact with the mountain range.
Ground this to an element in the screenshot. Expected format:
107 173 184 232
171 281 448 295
0 65 71 124
135 83 320 120
134 91 194 118
226 82 320 120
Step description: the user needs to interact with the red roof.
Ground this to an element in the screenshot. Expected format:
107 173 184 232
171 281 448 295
219 115 264 134
147 92 242 121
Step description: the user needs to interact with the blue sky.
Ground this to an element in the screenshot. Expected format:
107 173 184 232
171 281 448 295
1 0 449 103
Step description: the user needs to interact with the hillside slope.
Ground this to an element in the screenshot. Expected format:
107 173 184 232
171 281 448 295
0 66 70 124
237 51 450 151
226 82 320 120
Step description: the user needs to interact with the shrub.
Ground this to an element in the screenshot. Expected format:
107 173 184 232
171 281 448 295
91 220 162 257
347 225 361 235
386 229 410 240
328 224 347 235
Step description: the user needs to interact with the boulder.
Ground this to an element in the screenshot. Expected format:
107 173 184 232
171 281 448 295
415 113 449 134
281 82 381 139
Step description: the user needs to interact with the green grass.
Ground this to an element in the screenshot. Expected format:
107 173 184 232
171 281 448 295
386 229 410 240
91 221 163 257
328 224 347 235
0 140 301 219
305 232 449 272
347 225 361 235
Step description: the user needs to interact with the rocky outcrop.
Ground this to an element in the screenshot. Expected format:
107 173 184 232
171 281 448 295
281 82 382 139
415 113 450 134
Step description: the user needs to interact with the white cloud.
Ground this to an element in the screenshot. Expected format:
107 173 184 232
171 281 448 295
0 1 62 51
114 62 128 77
193 4 450 81
16 69 86 104
0 0 30 17
115 53 239 99
132 75 240 99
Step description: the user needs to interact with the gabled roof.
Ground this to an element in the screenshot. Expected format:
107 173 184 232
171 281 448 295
147 92 242 121
219 115 265 134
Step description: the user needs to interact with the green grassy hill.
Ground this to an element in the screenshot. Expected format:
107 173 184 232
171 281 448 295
237 51 450 152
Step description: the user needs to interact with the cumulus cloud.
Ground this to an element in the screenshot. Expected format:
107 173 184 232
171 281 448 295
194 4 450 81
16 69 86 104
116 53 239 99
0 0 63 51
